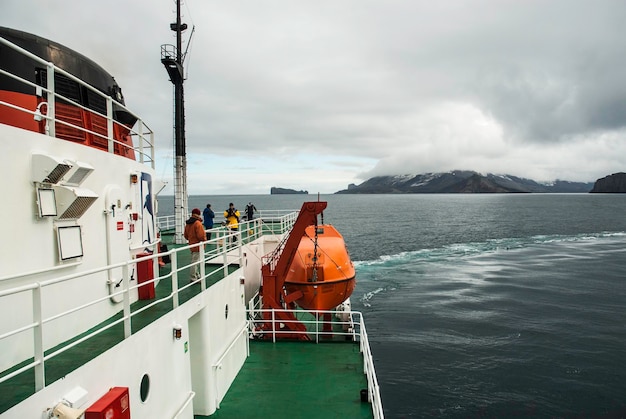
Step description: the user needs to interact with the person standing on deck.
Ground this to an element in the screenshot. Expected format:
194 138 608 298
245 202 257 221
203 204 215 240
224 203 240 243
184 208 206 282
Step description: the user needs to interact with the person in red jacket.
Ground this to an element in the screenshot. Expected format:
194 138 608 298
183 208 206 282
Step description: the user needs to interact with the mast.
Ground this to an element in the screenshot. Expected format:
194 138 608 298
161 0 188 244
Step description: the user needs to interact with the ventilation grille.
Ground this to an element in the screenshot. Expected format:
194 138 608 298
55 102 86 143
45 163 72 184
53 185 99 220
65 167 92 186
58 196 98 220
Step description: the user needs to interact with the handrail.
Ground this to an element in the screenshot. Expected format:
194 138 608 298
211 324 249 409
211 323 249 369
0 261 82 283
0 210 299 394
157 214 176 231
172 391 196 419
0 34 155 167
156 211 299 232
359 316 384 419
246 307 384 418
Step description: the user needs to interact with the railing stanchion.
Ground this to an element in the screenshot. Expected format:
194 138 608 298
138 122 144 164
122 263 131 338
106 96 114 153
315 311 319 343
171 255 179 308
238 230 243 262
199 243 206 291
222 230 229 277
46 62 55 137
32 284 45 391
150 130 155 169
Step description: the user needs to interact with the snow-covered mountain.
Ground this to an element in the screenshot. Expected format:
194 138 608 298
336 171 594 194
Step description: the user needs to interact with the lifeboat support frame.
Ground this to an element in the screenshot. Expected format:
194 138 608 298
260 201 327 339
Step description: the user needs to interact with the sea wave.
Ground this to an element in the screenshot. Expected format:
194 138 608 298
361 287 386 307
354 231 626 268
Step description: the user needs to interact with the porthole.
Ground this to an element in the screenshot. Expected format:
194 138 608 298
140 374 150 403
225 304 229 319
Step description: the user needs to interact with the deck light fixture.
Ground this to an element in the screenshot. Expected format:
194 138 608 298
173 324 182 340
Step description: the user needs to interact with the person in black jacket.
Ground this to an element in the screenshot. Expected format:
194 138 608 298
245 202 257 221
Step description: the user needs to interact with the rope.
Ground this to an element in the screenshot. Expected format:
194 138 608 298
301 231 350 280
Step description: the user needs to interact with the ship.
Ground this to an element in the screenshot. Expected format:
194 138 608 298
0 10 383 419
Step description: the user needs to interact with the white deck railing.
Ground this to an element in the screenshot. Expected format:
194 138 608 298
0 211 298 394
156 210 299 236
0 34 155 166
246 304 384 419
1 208 385 417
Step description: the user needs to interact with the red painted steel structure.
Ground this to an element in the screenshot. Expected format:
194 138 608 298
261 201 327 339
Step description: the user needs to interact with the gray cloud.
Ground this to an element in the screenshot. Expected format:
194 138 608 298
3 0 626 192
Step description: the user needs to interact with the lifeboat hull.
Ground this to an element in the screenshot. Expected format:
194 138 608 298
284 225 356 310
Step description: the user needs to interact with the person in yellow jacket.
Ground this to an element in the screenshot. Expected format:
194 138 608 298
224 202 240 243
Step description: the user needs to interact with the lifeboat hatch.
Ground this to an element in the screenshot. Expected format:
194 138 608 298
306 266 324 282
53 185 98 219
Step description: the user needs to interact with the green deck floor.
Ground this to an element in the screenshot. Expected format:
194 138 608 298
203 341 372 419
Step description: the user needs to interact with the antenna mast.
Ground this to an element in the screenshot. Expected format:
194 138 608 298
161 0 188 244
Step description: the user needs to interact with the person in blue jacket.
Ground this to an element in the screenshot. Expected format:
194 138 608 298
202 204 215 239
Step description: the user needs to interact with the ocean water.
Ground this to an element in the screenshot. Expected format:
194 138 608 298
161 193 626 418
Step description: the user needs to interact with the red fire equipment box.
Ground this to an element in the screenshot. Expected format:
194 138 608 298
136 253 155 300
85 387 130 419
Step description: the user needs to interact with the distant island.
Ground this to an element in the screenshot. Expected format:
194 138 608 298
590 172 626 193
270 187 309 195
336 171 595 194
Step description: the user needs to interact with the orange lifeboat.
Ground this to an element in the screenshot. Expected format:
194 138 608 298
284 224 356 310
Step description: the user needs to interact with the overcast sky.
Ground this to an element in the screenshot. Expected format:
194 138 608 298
3 1 626 194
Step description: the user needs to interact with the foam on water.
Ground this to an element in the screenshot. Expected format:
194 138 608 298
352 231 626 418
355 231 626 268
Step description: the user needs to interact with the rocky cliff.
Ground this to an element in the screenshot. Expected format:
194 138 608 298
590 173 626 193
270 187 308 195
